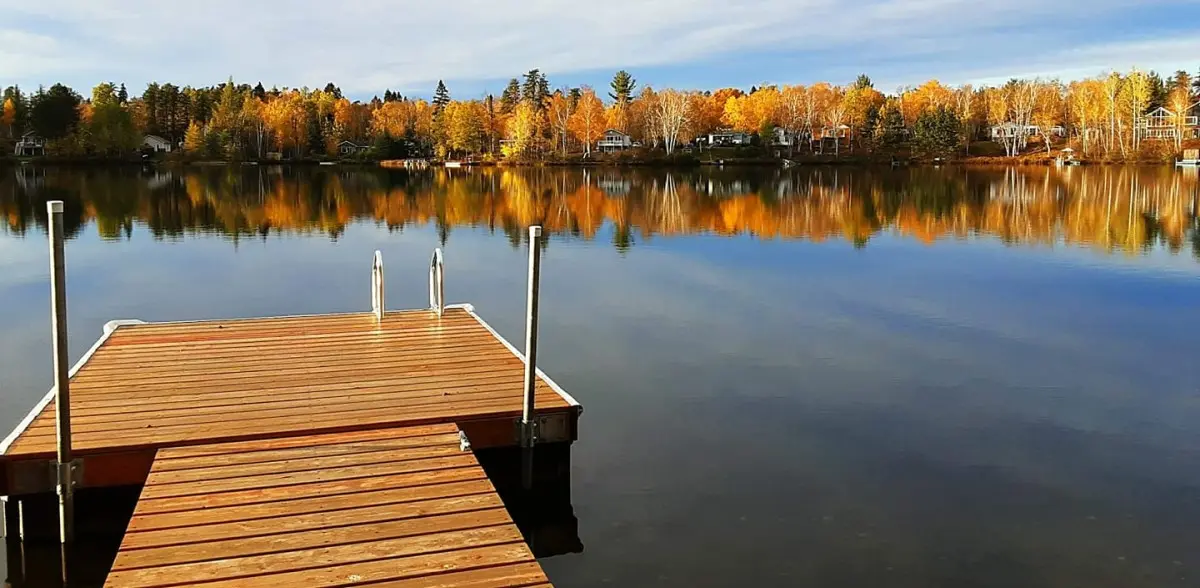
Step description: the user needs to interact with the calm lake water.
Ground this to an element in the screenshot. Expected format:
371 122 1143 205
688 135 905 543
2 164 1199 587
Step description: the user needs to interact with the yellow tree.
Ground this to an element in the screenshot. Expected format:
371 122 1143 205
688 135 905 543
371 101 409 138
778 85 808 154
1 98 15 138
632 87 660 146
1166 84 1192 152
1033 81 1065 155
547 92 573 155
444 100 486 156
654 89 694 154
503 102 540 159
183 120 205 153
1124 69 1150 153
605 103 628 134
242 96 268 158
844 85 884 152
569 88 605 156
263 92 306 157
333 98 370 143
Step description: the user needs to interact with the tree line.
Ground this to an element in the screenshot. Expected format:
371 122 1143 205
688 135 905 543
3 67 1199 161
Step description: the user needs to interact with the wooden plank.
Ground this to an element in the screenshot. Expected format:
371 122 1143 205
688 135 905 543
112 508 515 570
106 542 539 588
121 493 503 546
105 425 552 587
133 467 489 515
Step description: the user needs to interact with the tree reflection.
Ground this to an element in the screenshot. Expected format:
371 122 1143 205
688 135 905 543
1 165 1196 260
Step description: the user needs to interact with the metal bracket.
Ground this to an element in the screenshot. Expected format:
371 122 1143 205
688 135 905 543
59 460 83 490
517 418 541 448
5 459 82 496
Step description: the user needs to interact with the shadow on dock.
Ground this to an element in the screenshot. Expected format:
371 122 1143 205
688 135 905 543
3 443 582 587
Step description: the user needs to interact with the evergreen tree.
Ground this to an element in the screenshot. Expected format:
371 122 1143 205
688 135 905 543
142 83 161 136
521 70 548 108
383 89 395 102
252 82 267 100
1147 71 1167 109
854 74 873 90
29 83 81 140
500 79 520 114
912 106 961 158
609 70 637 104
117 83 129 104
879 103 907 150
323 82 342 99
433 80 451 114
568 87 582 109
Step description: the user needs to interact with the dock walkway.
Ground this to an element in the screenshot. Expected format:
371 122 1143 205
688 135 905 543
104 423 552 587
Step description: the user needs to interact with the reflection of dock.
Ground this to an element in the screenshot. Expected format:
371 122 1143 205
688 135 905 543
2 217 582 586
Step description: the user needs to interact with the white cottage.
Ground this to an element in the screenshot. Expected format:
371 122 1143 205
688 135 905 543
337 140 369 155
13 131 45 156
596 130 632 152
142 134 172 153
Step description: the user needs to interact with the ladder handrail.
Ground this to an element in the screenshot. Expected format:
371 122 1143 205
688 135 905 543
429 248 444 317
371 250 384 322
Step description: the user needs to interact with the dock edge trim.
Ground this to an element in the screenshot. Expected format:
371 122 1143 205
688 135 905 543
448 303 583 410
0 319 143 456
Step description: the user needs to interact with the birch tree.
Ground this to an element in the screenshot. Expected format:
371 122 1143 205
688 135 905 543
655 89 691 155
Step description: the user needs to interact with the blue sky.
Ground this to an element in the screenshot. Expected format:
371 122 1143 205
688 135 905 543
1 0 1199 100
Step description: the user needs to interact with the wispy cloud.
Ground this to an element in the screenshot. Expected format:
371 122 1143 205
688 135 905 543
0 0 1196 96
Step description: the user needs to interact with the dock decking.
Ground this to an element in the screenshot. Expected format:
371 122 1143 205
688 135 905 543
1 305 580 495
104 423 552 587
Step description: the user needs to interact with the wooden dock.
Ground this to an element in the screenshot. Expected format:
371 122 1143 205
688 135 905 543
104 424 552 587
1 215 578 586
1 306 579 494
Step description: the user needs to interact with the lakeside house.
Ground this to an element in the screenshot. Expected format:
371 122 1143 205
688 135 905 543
142 135 172 153
596 130 632 152
990 123 1066 140
772 128 812 147
13 131 46 157
337 140 370 155
1139 102 1200 140
706 129 754 147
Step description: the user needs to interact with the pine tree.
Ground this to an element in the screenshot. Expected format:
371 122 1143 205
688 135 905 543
500 79 520 114
252 82 266 100
323 83 342 99
521 70 548 108
433 81 450 114
117 83 129 104
854 74 873 90
609 70 637 104
913 106 960 158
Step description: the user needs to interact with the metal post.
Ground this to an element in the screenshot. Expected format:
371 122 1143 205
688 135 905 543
47 200 74 545
371 250 384 322
2 496 18 539
520 226 543 489
429 248 444 317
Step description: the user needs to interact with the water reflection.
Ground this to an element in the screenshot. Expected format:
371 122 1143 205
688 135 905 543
3 165 1198 259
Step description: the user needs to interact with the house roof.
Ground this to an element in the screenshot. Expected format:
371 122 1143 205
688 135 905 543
143 134 168 142
338 140 364 147
602 129 628 136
